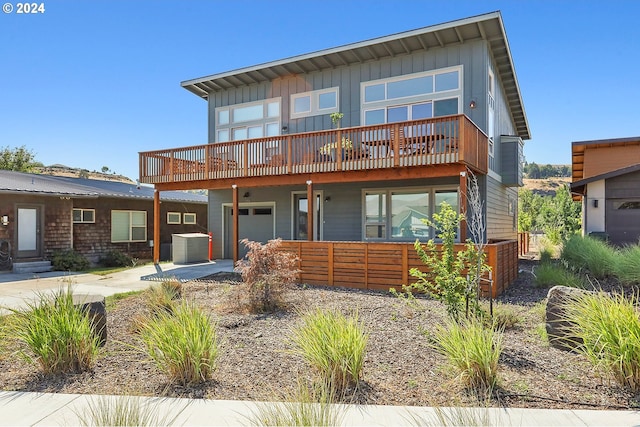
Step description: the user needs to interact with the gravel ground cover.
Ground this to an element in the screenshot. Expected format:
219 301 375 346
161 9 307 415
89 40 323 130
0 260 638 410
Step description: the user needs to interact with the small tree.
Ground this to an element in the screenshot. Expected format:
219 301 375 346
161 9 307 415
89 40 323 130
0 145 37 172
234 238 300 313
409 202 485 322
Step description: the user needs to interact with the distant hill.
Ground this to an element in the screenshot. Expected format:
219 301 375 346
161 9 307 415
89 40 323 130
34 164 134 183
523 177 571 197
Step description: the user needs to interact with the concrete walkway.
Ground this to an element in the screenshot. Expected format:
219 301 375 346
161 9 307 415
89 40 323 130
0 391 637 426
0 259 235 314
0 261 638 426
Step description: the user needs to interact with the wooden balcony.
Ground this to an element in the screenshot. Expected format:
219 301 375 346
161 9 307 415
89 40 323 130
139 114 487 190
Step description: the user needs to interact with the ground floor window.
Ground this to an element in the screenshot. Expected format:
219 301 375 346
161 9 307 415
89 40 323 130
364 187 458 241
111 210 147 242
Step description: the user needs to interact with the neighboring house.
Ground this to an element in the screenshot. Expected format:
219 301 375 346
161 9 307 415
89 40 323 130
570 136 640 245
0 171 207 270
139 12 529 293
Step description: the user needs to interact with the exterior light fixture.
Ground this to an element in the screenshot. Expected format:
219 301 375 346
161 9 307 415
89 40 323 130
1 216 8 226
469 98 477 109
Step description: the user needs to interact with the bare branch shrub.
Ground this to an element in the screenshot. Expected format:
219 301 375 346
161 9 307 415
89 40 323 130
234 238 300 313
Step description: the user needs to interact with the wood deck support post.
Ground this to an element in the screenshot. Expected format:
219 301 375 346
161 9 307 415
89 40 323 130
306 180 313 241
153 189 160 264
459 170 467 242
232 184 239 263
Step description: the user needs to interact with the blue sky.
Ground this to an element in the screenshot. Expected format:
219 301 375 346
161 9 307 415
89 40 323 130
1 0 638 180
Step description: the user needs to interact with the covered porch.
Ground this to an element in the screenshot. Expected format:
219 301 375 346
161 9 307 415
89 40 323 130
140 114 518 295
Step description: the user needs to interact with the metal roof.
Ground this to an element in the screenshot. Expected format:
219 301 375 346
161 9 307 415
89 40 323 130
0 171 207 203
181 11 529 140
571 163 640 196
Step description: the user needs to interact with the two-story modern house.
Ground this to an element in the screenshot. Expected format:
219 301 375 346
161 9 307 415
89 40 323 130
140 11 530 295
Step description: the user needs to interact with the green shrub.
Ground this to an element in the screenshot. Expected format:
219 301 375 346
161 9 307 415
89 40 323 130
100 250 133 268
6 287 100 374
560 235 617 279
432 319 503 393
615 244 640 285
51 249 90 271
138 300 219 385
289 309 368 392
235 238 300 313
534 263 584 288
564 291 640 392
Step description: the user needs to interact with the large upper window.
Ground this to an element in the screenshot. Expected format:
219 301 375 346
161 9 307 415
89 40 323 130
362 67 462 125
364 187 459 241
215 97 281 142
111 210 147 243
290 87 339 119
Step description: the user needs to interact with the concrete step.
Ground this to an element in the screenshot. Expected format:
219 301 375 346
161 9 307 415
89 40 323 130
12 261 53 274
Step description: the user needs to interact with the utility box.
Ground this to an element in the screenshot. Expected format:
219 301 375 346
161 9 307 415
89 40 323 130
171 233 209 264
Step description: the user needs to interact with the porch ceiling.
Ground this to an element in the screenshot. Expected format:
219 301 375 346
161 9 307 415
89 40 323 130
181 11 530 140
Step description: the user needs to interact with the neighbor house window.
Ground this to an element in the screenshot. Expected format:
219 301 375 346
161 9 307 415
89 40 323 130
111 210 147 243
167 212 181 224
72 208 95 224
290 87 339 119
364 187 458 240
362 66 462 125
183 213 197 224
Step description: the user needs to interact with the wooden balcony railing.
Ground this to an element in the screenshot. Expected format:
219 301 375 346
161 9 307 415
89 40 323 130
139 114 488 185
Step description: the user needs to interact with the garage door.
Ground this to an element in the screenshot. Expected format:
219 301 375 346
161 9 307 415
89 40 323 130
224 205 275 258
606 199 640 245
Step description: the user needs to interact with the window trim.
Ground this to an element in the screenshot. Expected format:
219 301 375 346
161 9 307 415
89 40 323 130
72 208 95 224
111 210 147 243
167 212 181 224
362 185 460 241
215 97 282 142
361 66 463 125
183 213 197 224
290 87 339 119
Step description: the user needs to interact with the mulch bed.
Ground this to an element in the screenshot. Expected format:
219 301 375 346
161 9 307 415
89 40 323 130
0 259 638 410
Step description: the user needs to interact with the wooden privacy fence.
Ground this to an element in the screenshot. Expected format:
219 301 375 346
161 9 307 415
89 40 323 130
518 232 530 256
279 239 518 298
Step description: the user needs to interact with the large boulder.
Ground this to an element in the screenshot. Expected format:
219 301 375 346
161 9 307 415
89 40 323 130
545 285 593 352
73 294 107 346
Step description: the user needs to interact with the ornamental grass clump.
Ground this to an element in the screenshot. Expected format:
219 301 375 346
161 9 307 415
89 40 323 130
74 395 181 427
560 235 617 279
246 378 345 427
138 300 219 385
533 262 584 289
235 238 300 313
145 278 182 314
615 244 640 285
432 319 503 393
564 291 640 392
289 309 368 392
6 287 100 374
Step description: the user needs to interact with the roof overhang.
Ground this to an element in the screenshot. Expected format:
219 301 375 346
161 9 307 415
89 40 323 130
570 162 640 197
181 11 530 140
571 136 640 182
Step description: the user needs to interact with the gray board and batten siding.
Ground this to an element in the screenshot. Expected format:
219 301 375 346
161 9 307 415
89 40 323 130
207 39 489 137
209 177 460 260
